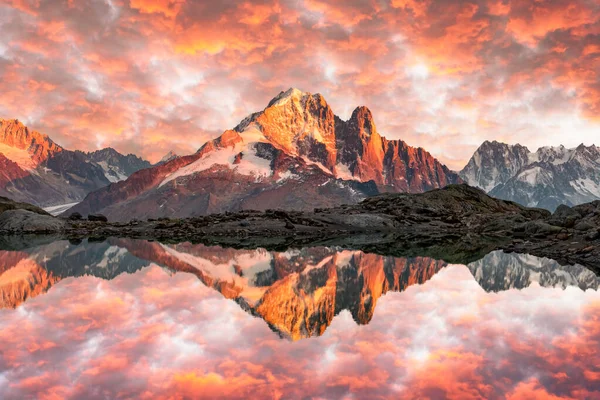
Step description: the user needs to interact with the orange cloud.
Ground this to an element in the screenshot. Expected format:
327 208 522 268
0 0 599 168
130 0 182 18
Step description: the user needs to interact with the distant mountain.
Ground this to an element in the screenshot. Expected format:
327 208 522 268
460 140 600 211
0 119 150 208
66 88 461 220
86 148 151 183
156 151 178 166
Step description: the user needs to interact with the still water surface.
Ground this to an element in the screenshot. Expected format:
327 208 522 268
1 239 600 399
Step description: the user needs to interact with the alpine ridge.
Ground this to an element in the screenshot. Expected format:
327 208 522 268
460 140 600 211
66 88 461 220
0 119 151 209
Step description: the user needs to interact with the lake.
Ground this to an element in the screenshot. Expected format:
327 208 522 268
1 239 599 399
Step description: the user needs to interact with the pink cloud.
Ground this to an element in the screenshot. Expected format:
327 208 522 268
0 0 597 169
1 255 600 399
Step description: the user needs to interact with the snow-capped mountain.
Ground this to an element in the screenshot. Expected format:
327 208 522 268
459 141 530 192
0 118 150 207
66 88 461 220
156 151 179 165
86 147 151 183
460 141 600 211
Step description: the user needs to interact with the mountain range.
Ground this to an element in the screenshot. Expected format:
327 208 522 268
460 141 600 211
65 88 461 220
2 88 599 218
0 118 151 211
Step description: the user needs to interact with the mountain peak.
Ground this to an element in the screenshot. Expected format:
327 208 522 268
267 88 312 108
159 151 178 163
0 118 63 169
351 106 373 119
347 106 377 138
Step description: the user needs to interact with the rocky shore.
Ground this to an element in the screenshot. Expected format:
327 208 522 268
1 185 599 271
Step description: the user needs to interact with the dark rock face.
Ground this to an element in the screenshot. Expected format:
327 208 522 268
66 89 460 220
461 141 600 211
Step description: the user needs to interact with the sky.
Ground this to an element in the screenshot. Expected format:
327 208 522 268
2 253 600 398
0 0 599 170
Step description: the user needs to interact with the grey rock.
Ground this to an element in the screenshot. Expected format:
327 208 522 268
522 221 563 236
554 204 582 219
0 209 65 233
575 221 595 231
586 230 600 241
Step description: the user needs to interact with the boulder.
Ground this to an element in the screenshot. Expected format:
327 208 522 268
549 205 582 227
553 204 582 219
522 221 563 236
575 221 596 231
0 209 65 233
88 214 108 222
68 212 83 221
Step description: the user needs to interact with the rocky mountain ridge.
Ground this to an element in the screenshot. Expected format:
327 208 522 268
460 140 600 211
0 119 151 207
65 88 461 220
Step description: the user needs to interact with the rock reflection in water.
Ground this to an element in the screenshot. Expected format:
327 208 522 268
0 239 447 340
2 239 600 398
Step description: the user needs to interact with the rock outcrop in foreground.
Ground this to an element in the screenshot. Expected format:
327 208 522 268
1 185 599 271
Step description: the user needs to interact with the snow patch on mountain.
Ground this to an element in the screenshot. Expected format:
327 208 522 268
160 140 273 187
530 145 574 165
301 156 333 175
269 88 307 107
515 166 550 185
571 178 600 198
277 171 300 182
97 161 128 183
335 163 356 181
43 202 80 216
0 143 37 171
159 151 178 164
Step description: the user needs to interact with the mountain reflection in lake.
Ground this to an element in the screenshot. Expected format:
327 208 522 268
1 239 600 399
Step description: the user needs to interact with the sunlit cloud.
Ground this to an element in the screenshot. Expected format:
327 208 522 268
2 260 600 398
0 0 598 169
